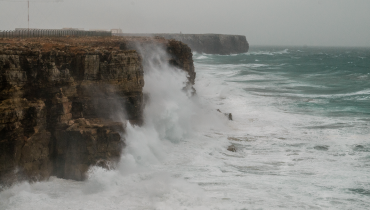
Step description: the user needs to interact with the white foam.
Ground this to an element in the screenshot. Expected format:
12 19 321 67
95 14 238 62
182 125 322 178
196 55 208 60
248 49 289 56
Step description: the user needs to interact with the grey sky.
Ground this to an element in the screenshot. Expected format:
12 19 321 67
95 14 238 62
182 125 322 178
0 0 369 47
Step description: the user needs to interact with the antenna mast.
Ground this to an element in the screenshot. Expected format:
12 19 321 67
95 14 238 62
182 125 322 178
0 0 63 31
28 0 29 31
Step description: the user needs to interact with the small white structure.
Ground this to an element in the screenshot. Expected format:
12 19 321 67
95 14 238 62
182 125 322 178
62 28 84 31
111 29 123 34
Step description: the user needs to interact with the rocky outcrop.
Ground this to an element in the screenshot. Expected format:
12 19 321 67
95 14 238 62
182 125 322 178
217 109 233 121
167 39 196 87
0 36 195 185
117 33 249 55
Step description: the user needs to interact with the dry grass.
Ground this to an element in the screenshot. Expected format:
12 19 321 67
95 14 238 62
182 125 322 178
0 36 168 53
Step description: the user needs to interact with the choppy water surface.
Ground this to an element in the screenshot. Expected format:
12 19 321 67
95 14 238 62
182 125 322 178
1 46 370 210
193 46 370 209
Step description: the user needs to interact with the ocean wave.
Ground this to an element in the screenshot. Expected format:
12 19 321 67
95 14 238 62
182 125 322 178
305 89 370 98
195 63 269 72
196 55 208 59
248 49 289 56
213 53 244 57
217 63 269 69
256 88 370 99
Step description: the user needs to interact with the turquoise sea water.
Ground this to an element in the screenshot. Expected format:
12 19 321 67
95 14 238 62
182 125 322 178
197 46 370 119
193 47 370 209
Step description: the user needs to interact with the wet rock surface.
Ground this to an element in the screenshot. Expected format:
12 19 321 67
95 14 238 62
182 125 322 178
0 36 194 185
227 145 237 152
55 118 125 181
314 145 330 151
217 109 233 121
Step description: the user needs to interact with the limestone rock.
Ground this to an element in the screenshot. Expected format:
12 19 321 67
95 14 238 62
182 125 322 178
55 118 125 181
227 145 237 152
217 109 233 121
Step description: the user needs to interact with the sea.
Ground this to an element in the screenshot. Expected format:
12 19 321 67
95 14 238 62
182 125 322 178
1 46 370 210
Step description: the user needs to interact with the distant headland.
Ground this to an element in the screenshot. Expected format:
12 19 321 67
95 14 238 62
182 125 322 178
116 33 249 55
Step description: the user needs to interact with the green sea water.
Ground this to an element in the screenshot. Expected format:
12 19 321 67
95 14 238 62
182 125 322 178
192 47 370 208
195 46 370 127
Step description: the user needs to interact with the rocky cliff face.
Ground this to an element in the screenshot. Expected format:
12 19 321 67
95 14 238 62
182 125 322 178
117 33 249 55
0 37 194 185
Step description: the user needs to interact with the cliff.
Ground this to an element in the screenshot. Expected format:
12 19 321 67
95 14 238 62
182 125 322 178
117 33 249 55
0 36 194 185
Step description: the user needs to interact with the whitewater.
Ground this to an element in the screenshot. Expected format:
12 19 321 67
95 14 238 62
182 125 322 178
1 46 370 210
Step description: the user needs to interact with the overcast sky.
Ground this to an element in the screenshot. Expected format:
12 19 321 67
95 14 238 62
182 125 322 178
0 0 369 47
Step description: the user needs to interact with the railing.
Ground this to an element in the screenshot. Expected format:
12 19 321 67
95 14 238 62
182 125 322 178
0 29 112 38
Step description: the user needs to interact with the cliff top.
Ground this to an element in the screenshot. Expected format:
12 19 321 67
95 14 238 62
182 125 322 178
0 36 168 54
117 33 247 37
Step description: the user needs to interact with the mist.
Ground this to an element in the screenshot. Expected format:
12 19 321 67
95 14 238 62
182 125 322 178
0 0 369 47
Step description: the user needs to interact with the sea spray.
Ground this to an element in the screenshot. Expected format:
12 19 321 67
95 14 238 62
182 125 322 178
83 45 230 209
119 45 228 171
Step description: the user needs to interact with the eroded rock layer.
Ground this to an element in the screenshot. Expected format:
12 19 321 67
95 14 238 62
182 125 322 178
0 37 194 185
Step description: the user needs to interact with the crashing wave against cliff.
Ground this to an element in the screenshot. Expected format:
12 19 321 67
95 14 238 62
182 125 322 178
0 36 195 186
